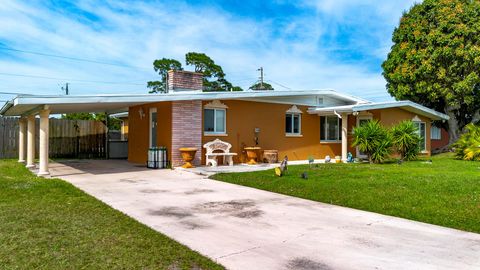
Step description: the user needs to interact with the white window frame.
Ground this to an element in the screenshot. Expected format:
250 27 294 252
413 121 427 152
204 108 227 135
431 125 442 140
285 113 302 136
149 108 157 148
320 115 342 143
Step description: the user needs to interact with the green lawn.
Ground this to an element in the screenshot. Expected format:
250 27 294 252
212 153 480 233
0 160 224 270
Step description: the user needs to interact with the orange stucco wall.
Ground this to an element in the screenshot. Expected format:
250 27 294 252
378 107 432 154
128 102 172 164
126 100 433 164
201 100 343 163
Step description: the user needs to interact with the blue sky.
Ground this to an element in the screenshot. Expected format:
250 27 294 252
0 0 417 103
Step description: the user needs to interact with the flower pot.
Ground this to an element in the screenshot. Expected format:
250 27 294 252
263 150 278 163
244 147 261 165
179 148 198 168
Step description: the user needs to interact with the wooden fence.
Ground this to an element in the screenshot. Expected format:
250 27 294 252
0 117 107 159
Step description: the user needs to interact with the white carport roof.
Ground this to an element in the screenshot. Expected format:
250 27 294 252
307 101 449 121
0 89 366 116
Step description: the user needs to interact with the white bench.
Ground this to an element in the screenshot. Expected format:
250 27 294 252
203 139 237 167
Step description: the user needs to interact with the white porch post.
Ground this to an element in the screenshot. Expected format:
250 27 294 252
341 113 348 162
18 117 27 163
38 109 50 176
26 115 36 168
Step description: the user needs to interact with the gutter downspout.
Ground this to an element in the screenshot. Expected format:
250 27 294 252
333 110 342 119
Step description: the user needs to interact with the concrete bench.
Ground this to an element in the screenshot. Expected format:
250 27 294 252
203 139 237 167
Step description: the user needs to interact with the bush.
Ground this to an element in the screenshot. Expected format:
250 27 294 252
454 124 480 161
391 120 422 161
352 120 392 164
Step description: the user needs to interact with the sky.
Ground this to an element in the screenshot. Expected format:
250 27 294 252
0 0 418 103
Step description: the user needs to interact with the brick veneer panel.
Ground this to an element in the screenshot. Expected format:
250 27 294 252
171 100 202 166
168 70 203 91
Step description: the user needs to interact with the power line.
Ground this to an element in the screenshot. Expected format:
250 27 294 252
266 79 292 90
0 46 151 70
0 72 145 86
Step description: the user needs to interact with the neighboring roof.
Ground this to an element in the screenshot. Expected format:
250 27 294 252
0 89 367 116
307 101 449 121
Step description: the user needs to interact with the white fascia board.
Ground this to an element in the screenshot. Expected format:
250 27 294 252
308 101 449 121
352 101 449 120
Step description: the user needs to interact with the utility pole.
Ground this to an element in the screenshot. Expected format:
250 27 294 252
62 83 69 95
257 67 264 90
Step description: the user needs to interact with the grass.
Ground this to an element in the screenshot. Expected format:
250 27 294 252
0 160 224 270
212 153 480 234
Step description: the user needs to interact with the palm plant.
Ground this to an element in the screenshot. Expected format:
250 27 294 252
454 124 480 161
352 120 392 164
391 120 421 161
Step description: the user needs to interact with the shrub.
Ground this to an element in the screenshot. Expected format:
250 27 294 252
454 124 480 161
391 120 422 161
352 120 392 164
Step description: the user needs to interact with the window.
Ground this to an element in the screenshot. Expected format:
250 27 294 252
204 108 226 134
413 121 426 151
286 113 301 135
320 116 342 141
431 126 441 140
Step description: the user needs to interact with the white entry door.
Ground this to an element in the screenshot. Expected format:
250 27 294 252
356 115 372 158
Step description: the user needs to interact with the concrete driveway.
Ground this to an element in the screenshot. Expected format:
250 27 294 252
49 160 480 270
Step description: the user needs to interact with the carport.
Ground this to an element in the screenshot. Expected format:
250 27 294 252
0 94 149 176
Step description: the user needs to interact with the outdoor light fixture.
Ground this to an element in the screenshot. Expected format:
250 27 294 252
138 108 145 119
353 111 359 116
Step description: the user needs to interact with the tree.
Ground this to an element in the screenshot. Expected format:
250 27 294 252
352 120 392 164
62 113 121 130
249 82 274 91
185 52 243 92
382 0 480 144
391 120 421 161
147 58 183 93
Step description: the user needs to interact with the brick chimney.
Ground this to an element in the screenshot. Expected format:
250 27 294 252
167 70 203 92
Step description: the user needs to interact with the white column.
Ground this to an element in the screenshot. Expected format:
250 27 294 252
38 109 50 176
341 113 348 162
18 117 27 163
26 115 36 168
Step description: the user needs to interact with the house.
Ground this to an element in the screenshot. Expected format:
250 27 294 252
0 70 449 175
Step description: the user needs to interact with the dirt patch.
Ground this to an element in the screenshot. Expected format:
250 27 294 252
184 188 215 195
351 237 381 248
285 257 332 270
148 207 193 219
194 199 256 213
140 189 169 194
193 199 263 219
119 178 146 184
232 210 264 219
179 220 211 230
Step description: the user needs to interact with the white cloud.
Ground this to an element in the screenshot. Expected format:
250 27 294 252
0 0 416 102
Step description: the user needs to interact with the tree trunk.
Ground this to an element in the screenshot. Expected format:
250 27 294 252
445 106 460 145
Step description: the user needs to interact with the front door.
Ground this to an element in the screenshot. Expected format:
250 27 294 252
149 108 157 147
356 115 372 158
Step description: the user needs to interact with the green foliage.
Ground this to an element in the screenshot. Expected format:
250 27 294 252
147 58 183 93
382 0 480 140
454 123 480 161
148 53 243 92
249 82 274 90
185 52 243 92
391 120 422 161
62 113 121 131
352 120 392 164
